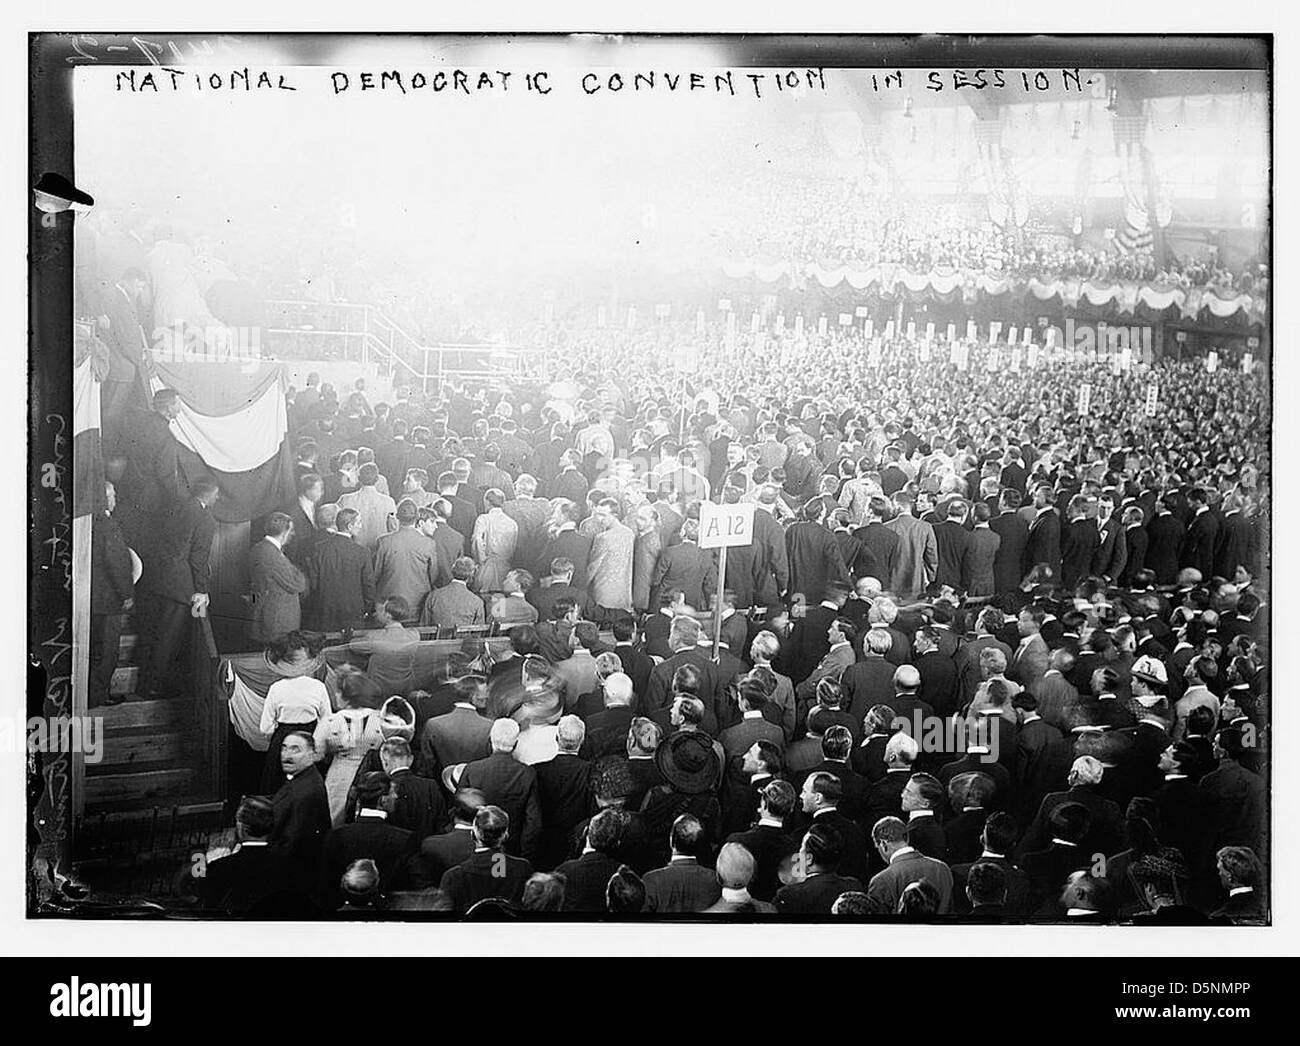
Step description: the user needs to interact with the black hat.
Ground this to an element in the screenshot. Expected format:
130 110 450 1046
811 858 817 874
33 172 94 211
655 731 721 795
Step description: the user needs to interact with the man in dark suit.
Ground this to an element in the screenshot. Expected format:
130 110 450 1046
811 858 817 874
196 797 309 916
785 500 851 607
650 519 718 610
534 716 594 870
555 809 629 912
950 812 1032 916
456 719 543 862
1017 756 1123 860
270 731 332 890
435 471 479 548
1092 494 1127 583
139 478 217 699
1023 485 1062 582
301 505 375 633
782 580 850 688
118 388 185 549
438 804 534 913
283 472 324 566
959 860 1011 922
1209 846 1266 925
1117 506 1149 587
799 772 871 885
642 618 723 734
990 490 1030 594
550 452 591 512
1060 495 1099 590
529 558 583 621
539 502 594 589
1180 488 1221 579
912 626 958 719
851 496 900 585
318 771 415 908
379 738 447 840
933 501 972 592
419 678 493 773
413 789 484 887
1214 493 1252 580
1145 498 1184 585
1197 728 1265 870
89 482 135 708
774 821 863 914
642 814 723 913
99 268 151 447
727 779 799 902
1020 803 1094 915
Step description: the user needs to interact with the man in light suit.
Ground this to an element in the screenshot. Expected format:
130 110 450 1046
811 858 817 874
1009 605 1050 696
965 502 1001 598
884 491 938 599
337 463 398 550
719 677 787 759
248 512 308 646
373 498 442 621
454 718 543 862
587 497 635 622
420 556 486 630
866 815 954 914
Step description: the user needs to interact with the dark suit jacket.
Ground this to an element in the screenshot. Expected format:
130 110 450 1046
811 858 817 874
421 705 493 771
643 650 721 734
439 849 533 912
615 644 654 700
1060 518 1100 589
720 714 786 760
1214 511 1251 579
1117 525 1148 587
1181 509 1221 578
197 842 305 915
916 650 959 719
785 522 850 606
965 526 1000 596
951 854 1032 916
555 851 626 912
539 528 594 589
775 871 864 914
121 408 183 522
809 808 872 884
866 848 955 914
852 522 899 586
271 766 331 884
1023 508 1062 581
840 656 898 724
459 752 543 860
579 704 635 761
145 496 215 604
1018 785 1123 861
727 823 798 901
781 604 838 687
534 753 594 870
386 767 448 839
642 857 722 913
933 519 971 592
91 511 134 614
990 512 1030 593
414 826 476 886
301 530 375 632
942 809 988 866
318 815 414 907
651 541 717 610
1145 512 1184 585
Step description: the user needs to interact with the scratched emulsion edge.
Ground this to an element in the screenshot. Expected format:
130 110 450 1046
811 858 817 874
28 33 77 915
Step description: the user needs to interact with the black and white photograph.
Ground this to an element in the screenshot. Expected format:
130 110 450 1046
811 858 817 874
15 15 1288 974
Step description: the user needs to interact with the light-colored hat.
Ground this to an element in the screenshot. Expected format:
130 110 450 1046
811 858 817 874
1131 655 1169 688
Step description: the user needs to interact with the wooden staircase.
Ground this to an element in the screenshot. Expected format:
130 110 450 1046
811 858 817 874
81 624 226 821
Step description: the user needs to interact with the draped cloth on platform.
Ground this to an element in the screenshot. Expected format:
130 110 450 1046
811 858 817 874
148 359 294 523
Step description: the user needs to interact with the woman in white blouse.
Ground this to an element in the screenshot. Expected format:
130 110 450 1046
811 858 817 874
314 669 385 826
259 634 334 793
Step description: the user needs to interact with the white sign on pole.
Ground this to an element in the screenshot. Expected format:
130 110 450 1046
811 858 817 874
883 320 895 340
1045 327 1057 349
1022 326 1033 346
698 501 756 549
750 311 761 333
855 306 871 318
864 318 874 338
1145 382 1159 416
1010 349 1022 373
775 313 785 331
818 316 828 337
1077 383 1093 414
1120 347 1133 372
946 323 957 342
906 321 916 340
989 321 1002 344
949 340 961 363
726 311 736 334
1027 344 1040 368
988 346 1001 371
966 320 978 340
926 322 936 342
919 340 932 362
1206 350 1219 373
1242 352 1254 374
795 314 804 336
1007 326 1018 345
839 313 853 327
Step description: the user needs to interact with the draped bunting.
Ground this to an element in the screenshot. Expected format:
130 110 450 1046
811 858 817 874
147 360 294 523
718 259 1266 324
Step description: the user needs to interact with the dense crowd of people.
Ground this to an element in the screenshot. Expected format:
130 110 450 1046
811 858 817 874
86 293 1271 921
